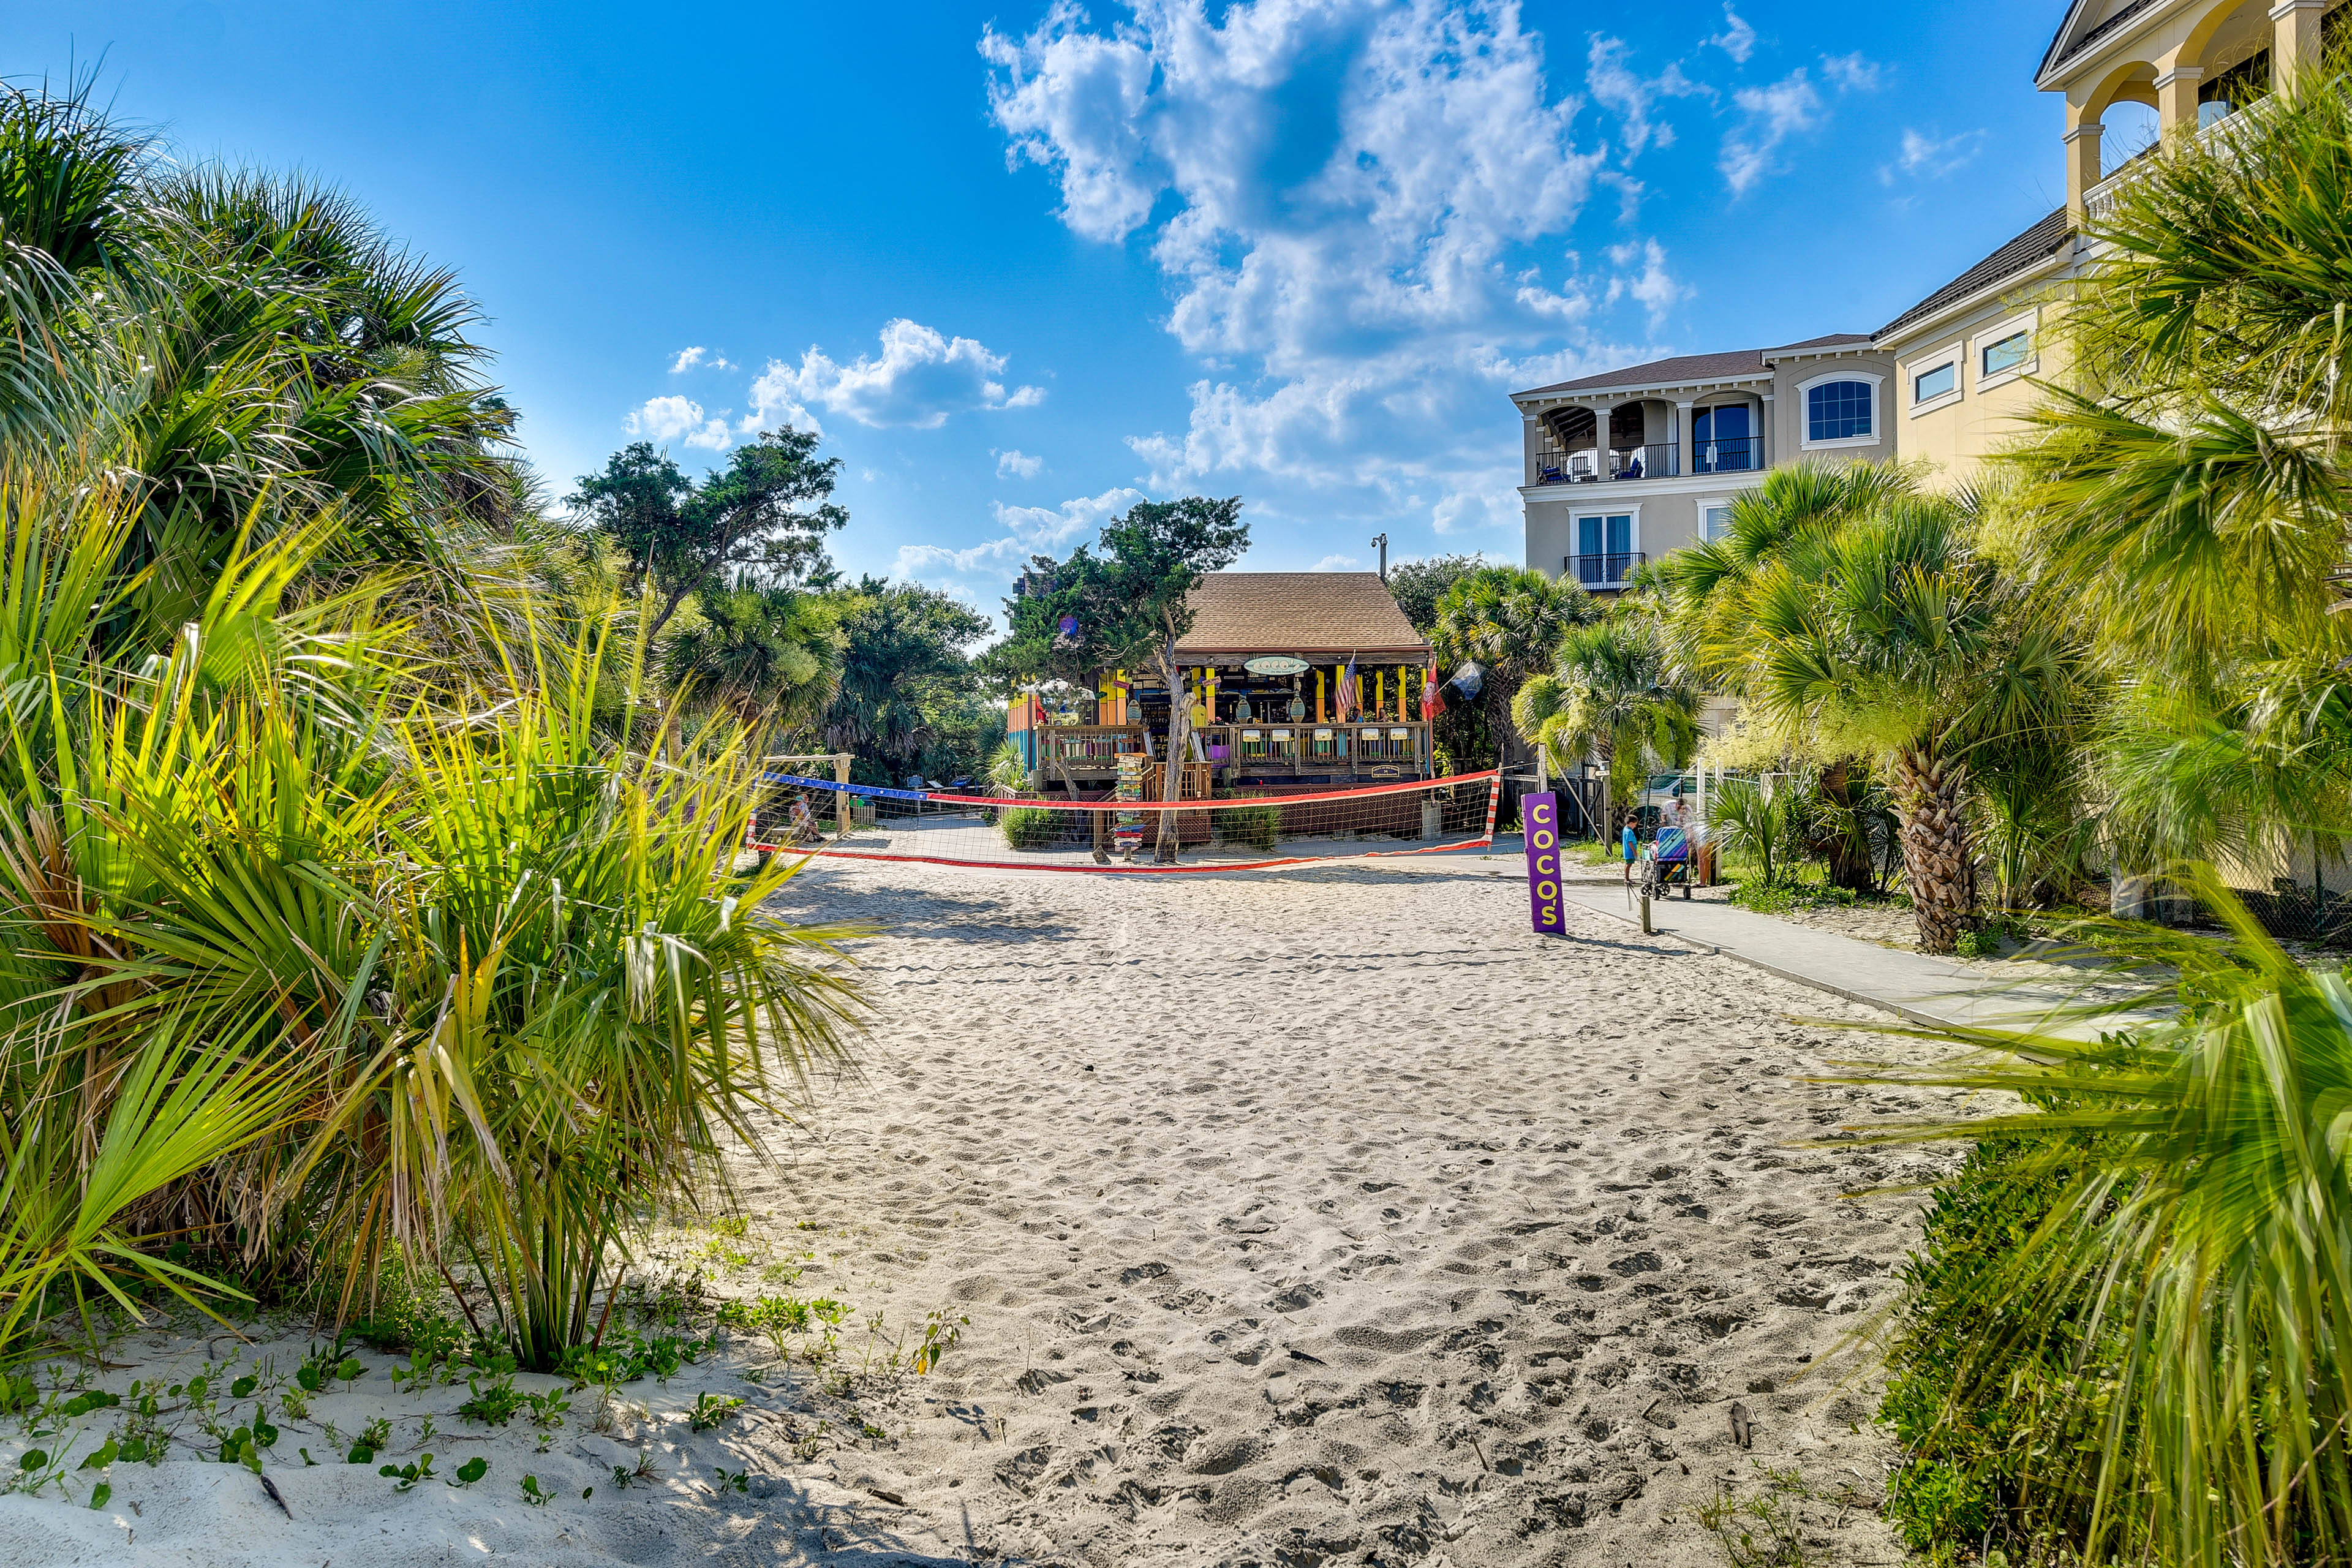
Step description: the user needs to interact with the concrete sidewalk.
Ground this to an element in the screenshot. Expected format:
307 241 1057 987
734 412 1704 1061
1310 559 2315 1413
1555 876 2153 1039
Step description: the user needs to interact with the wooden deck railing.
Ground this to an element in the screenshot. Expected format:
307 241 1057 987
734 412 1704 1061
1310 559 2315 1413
1196 722 1428 773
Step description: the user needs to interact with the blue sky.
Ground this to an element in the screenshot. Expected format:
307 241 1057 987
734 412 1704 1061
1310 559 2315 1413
9 0 2076 621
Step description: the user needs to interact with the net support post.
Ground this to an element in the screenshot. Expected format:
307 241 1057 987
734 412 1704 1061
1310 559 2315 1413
835 753 851 835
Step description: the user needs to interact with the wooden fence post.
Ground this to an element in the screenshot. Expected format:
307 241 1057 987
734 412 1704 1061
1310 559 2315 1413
834 753 850 835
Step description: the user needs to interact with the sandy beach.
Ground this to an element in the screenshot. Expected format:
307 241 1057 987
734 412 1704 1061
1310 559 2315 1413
0 854 1980 1567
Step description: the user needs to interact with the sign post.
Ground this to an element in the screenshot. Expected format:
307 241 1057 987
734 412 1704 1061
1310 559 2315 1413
1524 791 1566 937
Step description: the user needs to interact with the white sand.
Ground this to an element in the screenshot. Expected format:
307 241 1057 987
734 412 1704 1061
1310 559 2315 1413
0 854 1979 1567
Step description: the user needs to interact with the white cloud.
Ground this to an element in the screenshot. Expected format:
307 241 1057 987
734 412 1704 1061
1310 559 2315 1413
1705 4 1757 64
1883 126 1985 184
995 448 1045 479
1585 37 1703 158
1312 553 1361 570
771 319 1043 429
625 394 734 452
1605 238 1686 326
1719 69 1822 195
743 362 824 438
1820 53 1882 92
891 486 1147 595
669 345 736 374
982 0 1643 536
1718 52 1881 195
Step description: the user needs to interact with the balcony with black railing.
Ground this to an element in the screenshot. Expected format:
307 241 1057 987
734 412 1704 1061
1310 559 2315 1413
1532 443 1682 486
1569 551 1646 589
1691 434 1759 473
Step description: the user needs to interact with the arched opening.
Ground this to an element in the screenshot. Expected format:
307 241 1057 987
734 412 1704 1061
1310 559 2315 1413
2100 99 2160 174
2192 1 2276 125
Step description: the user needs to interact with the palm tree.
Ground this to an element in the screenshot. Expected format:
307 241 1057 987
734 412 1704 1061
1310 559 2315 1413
1512 616 1699 820
820 578 989 778
1430 566 1597 768
1741 497 2086 953
1648 459 1920 891
662 575 845 733
2003 58 2352 872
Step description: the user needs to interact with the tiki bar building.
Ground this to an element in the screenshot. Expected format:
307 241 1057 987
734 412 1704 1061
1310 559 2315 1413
1009 572 1438 799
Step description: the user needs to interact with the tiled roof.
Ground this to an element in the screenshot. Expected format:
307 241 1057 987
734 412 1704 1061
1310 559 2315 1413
1513 334 1872 399
1875 208 2074 341
1172 573 1431 660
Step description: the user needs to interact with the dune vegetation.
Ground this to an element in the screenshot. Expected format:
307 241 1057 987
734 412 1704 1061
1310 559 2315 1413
0 82 897 1384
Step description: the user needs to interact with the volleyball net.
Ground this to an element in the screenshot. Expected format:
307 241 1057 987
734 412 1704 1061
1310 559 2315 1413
748 769 1502 875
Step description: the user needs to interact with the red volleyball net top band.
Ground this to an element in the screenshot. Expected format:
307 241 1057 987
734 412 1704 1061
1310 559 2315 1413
748 769 1502 875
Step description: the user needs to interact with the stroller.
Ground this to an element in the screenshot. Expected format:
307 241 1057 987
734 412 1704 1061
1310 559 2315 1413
1640 826 1694 901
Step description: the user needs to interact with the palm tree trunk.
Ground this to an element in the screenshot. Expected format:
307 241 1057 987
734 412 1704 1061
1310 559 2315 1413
1820 758 1876 892
1891 746 1977 954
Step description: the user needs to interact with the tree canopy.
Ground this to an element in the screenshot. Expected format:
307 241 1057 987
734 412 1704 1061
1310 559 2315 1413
987 496 1249 691
567 428 846 634
1384 553 1487 635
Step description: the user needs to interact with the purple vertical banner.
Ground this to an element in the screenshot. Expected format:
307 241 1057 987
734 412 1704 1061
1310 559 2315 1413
1523 791 1565 936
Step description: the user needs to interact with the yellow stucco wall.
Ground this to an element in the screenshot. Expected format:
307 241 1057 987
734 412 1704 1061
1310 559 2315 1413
1888 289 2071 485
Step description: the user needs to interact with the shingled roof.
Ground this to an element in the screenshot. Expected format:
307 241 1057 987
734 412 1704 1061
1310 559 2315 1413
1877 208 2073 340
1512 334 1874 400
1172 573 1430 661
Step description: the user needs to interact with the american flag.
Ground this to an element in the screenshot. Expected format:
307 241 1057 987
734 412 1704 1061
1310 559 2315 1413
1337 653 1359 719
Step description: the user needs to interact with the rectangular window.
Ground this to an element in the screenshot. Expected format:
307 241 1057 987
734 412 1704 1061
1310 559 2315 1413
1981 330 2031 378
1702 503 1733 542
1574 514 1634 585
1806 380 1874 442
1913 362 1956 403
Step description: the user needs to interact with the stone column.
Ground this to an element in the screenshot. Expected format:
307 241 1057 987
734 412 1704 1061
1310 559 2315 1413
1675 400 1695 478
1758 392 1776 469
2063 116 2103 222
2273 0 2328 80
2155 62 2203 136
1523 411 1540 486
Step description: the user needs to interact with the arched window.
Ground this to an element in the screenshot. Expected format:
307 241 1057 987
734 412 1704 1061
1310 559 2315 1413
1806 380 1874 442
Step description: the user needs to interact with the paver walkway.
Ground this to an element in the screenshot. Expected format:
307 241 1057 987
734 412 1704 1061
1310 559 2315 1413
1552 871 2156 1039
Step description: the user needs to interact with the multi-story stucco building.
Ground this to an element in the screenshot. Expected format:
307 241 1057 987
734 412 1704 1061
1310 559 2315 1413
1518 0 2348 586
1512 336 1895 590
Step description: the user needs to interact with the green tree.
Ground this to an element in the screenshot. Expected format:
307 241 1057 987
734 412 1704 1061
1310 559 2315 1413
662 576 845 732
1511 616 1698 820
568 429 846 635
1860 882 2352 1566
2003 59 2352 875
990 497 1248 860
1648 460 1921 892
1428 566 1597 771
1741 497 2086 953
821 577 990 778
1384 553 1487 634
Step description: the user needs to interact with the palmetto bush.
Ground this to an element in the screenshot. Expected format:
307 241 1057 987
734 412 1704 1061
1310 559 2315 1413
1855 875 2352 1566
1705 777 1798 888
0 472 864 1372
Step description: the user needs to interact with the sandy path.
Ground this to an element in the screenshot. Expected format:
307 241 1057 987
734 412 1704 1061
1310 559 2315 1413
0 855 1975 1568
742 855 1973 1566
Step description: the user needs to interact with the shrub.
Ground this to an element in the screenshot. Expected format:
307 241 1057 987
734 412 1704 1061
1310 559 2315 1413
1867 883 2352 1565
1000 805 1060 849
1212 799 1280 851
1879 1123 2113 1559
1707 777 1797 886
